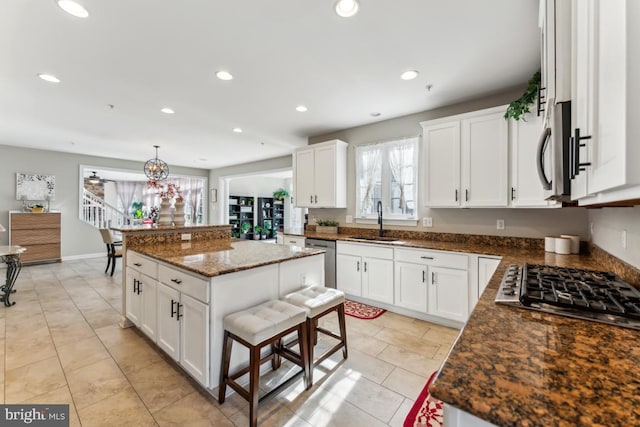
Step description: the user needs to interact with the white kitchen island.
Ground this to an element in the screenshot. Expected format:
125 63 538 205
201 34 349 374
112 224 325 398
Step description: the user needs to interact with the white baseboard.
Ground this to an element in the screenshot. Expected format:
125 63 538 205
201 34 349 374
62 253 104 261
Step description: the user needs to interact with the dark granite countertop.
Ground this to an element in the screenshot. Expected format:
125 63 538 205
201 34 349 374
128 239 325 278
303 230 640 425
112 224 231 233
429 250 640 427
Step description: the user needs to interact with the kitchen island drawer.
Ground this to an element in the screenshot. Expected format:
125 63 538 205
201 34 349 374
158 264 209 303
127 251 158 278
395 248 468 269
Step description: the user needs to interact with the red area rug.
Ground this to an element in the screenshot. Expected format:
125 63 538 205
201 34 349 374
344 300 386 320
403 371 444 427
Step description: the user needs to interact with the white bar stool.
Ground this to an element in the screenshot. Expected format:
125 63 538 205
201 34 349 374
218 300 310 427
283 286 348 386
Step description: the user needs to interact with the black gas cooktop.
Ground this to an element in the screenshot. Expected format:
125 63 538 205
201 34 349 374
495 263 640 330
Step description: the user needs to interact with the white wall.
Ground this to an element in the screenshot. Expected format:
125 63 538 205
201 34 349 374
209 155 292 224
589 207 640 269
229 176 288 198
307 88 591 239
0 145 208 258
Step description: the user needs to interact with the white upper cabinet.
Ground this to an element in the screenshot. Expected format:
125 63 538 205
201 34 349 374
572 0 640 204
294 139 348 208
509 111 559 207
422 121 461 207
422 106 508 208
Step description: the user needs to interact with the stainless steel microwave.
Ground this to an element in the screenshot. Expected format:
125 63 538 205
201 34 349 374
537 100 572 201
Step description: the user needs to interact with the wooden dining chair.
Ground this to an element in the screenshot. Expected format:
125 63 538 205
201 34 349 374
99 228 122 276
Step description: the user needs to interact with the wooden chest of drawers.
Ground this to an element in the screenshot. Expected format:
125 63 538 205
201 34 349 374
9 212 61 263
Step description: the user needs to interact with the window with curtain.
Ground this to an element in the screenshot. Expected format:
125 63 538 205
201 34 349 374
355 137 418 219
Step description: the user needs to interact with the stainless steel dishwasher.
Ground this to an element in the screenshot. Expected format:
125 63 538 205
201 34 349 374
305 238 336 288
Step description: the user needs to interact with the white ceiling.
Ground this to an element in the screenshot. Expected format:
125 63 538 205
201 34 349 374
0 0 540 170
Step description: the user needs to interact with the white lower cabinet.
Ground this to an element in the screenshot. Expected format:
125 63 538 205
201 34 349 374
394 261 428 313
428 266 469 323
336 253 362 296
336 242 394 304
126 269 157 341
156 267 210 388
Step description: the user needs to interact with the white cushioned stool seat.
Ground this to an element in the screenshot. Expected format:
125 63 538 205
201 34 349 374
284 286 345 318
224 300 307 346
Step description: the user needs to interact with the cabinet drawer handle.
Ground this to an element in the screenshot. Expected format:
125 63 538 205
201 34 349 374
465 189 469 202
431 272 436 284
511 187 516 200
133 279 138 294
170 299 177 318
134 262 142 267
422 270 426 283
171 278 182 284
455 189 458 202
176 303 183 321
364 262 367 273
289 240 296 244
356 261 360 272
310 195 313 204
420 256 434 260
137 279 142 295
315 195 318 203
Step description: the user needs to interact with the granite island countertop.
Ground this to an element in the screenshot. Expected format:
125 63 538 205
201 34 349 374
127 238 325 277
429 250 640 427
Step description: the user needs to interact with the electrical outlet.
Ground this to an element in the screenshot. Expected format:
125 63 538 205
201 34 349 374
345 215 353 223
423 217 433 227
181 233 191 241
496 219 505 230
622 230 627 249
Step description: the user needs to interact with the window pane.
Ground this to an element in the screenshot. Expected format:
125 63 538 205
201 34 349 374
388 141 416 216
357 146 382 216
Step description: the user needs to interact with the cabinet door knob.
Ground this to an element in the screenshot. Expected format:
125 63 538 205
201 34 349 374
170 299 176 318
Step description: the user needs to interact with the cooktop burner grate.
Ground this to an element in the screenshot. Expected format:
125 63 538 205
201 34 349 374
520 264 640 320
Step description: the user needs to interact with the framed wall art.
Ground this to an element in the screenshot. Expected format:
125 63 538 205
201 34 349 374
16 173 56 200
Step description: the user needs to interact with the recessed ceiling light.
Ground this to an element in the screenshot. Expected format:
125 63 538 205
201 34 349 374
296 105 308 112
57 0 89 18
160 107 175 114
233 128 243 133
37 73 60 83
215 70 233 81
400 70 419 80
335 0 359 17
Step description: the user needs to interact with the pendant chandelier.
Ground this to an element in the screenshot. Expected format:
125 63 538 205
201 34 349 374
88 171 101 184
144 145 169 181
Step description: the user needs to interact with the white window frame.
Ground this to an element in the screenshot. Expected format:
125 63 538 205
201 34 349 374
355 136 419 222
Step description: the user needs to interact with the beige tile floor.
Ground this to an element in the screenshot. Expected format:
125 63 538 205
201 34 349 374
0 258 459 426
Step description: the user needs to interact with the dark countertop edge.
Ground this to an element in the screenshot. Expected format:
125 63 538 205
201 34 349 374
131 243 325 278
112 224 231 233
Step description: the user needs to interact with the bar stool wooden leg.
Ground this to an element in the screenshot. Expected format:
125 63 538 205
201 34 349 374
338 303 348 359
249 344 261 427
218 330 232 403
